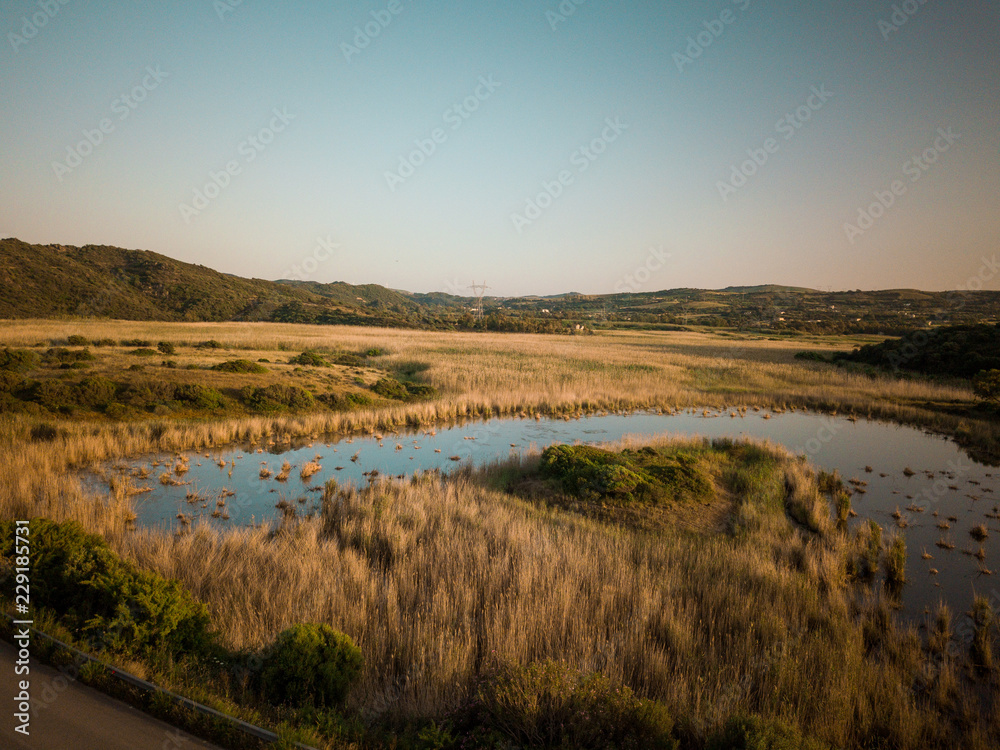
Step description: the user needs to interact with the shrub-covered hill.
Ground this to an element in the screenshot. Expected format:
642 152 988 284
838 323 1000 378
0 238 418 324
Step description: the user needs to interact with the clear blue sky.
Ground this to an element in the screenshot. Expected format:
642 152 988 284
1 0 997 296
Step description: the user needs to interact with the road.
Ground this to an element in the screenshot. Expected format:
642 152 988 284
1 641 223 750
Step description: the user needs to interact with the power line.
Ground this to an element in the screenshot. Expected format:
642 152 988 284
468 281 490 320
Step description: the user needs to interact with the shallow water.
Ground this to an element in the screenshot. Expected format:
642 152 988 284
97 408 1000 624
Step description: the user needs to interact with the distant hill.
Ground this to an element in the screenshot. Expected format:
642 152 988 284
1 238 998 335
0 238 413 326
719 285 818 294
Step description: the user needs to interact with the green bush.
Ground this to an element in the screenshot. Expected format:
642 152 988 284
708 714 828 750
973 369 1000 404
288 351 330 367
173 383 225 409
196 339 223 349
539 444 710 506
371 376 409 400
259 623 363 708
468 660 677 750
120 379 180 409
794 351 829 362
332 352 365 367
66 334 90 346
157 341 177 355
239 384 314 412
42 347 95 367
0 371 26 393
0 519 212 657
28 379 76 411
0 348 41 373
120 338 152 347
76 376 117 408
130 348 158 357
212 359 268 374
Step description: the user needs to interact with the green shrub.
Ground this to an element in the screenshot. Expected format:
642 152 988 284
120 379 180 408
403 382 437 399
0 371 26 393
120 338 152 347
42 347 95 367
708 715 828 750
259 623 363 708
196 339 223 349
346 392 373 407
28 379 76 411
794 351 829 363
371 376 409 400
0 349 41 373
973 369 1000 404
468 660 677 750
0 519 212 657
66 334 90 346
173 383 225 409
92 337 116 347
332 353 365 367
29 423 61 441
130 348 158 357
539 444 710 506
76 376 117 408
157 341 177 355
288 351 330 367
239 384 314 412
212 359 268 374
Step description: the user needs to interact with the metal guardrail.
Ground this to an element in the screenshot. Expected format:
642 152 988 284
3 613 318 750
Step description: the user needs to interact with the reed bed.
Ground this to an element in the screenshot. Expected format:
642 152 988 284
1 320 998 747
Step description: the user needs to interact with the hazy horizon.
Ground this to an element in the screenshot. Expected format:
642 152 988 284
2 1 998 297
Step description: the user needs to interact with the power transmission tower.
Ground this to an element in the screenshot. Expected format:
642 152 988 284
468 281 490 320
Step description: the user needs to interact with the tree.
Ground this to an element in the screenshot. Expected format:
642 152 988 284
973 369 1000 404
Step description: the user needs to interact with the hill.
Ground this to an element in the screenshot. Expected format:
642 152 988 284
0 238 413 326
2 238 999 335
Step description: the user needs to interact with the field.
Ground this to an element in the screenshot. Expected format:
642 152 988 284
2 320 999 749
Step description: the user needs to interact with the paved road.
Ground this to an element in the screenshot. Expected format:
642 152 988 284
1 641 223 750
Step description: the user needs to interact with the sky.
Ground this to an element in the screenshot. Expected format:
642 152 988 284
1 0 998 297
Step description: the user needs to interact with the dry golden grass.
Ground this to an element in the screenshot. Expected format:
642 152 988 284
1 320 998 747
